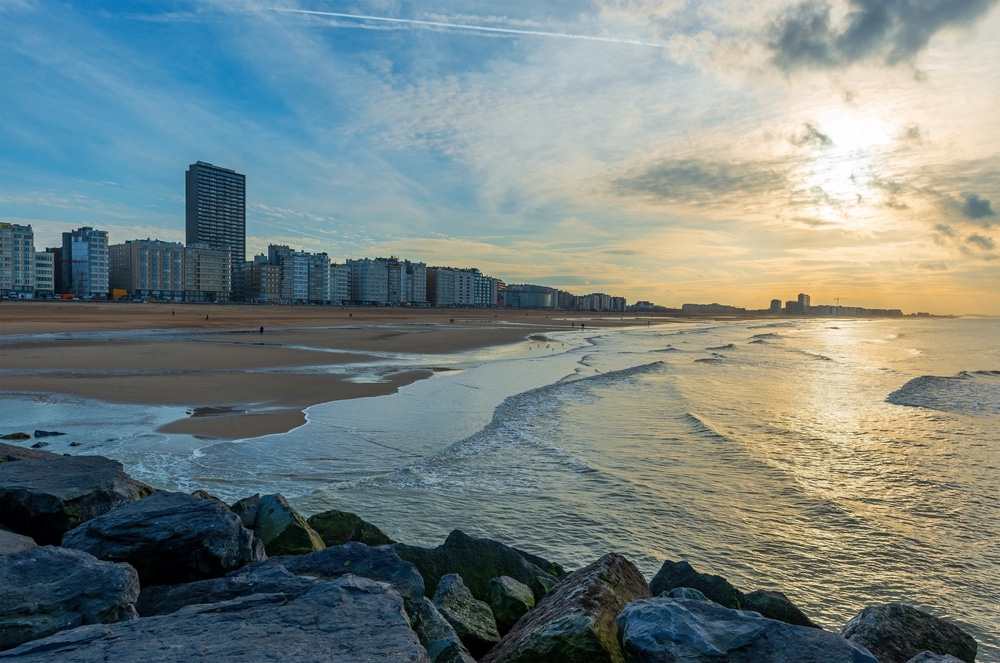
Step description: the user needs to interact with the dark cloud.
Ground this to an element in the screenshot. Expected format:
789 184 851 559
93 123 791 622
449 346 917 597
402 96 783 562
962 193 996 220
900 124 923 141
790 123 833 148
916 261 949 271
613 158 786 202
966 233 996 250
767 0 998 72
934 223 955 236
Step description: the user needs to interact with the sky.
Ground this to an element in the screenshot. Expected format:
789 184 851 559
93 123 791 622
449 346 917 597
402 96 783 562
1 0 998 315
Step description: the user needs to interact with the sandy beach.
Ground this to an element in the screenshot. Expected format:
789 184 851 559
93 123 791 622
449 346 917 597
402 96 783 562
1 301 663 440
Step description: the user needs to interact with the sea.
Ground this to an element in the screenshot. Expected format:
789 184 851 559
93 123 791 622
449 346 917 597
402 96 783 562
2 316 998 658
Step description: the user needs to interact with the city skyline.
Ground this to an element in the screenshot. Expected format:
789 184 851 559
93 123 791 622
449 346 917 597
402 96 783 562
2 1 998 315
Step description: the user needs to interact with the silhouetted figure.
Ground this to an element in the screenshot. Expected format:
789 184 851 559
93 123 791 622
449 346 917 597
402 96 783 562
206 315 209 320
259 326 264 335
171 311 175 316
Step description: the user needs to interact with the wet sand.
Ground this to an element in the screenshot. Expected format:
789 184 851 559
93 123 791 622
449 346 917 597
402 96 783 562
1 301 662 440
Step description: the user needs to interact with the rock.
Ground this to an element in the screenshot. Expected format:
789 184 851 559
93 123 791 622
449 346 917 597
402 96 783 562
0 546 139 651
0 455 154 545
744 589 821 628
395 529 560 601
1 433 31 441
841 603 977 663
481 552 651 663
250 493 325 556
307 508 395 546
29 442 49 449
648 559 745 609
433 574 501 657
189 489 222 501
33 430 66 438
907 654 966 663
69 442 82 447
1 575 431 662
229 493 260 529
662 586 710 600
486 576 535 634
617 597 878 663
414 597 478 663
0 442 60 462
61 491 265 586
513 546 568 578
528 574 558 598
0 530 36 556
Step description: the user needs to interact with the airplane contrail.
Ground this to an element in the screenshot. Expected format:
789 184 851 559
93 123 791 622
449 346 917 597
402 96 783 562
271 7 668 49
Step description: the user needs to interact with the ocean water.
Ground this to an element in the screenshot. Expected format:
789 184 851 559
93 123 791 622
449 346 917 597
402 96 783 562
2 317 998 658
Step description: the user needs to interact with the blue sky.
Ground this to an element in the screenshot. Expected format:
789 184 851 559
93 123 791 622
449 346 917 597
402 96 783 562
1 0 998 314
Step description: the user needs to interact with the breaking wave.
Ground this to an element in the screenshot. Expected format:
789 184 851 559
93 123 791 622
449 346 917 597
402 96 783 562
887 371 1000 416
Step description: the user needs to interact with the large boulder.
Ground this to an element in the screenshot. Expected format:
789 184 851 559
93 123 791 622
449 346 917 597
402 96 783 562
0 530 35 556
0 575 431 662
617 597 878 663
414 598 477 663
229 493 260 528
648 559 745 609
907 654 966 663
744 589 821 628
481 552 651 663
840 604 977 663
486 576 535 634
307 508 395 546
433 574 501 657
395 530 561 601
61 491 265 586
250 494 325 556
0 546 138 651
0 442 60 463
0 455 154 545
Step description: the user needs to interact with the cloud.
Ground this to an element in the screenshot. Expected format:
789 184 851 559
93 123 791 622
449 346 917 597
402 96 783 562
934 223 955 237
966 233 996 250
613 157 787 203
790 122 833 147
767 0 999 72
961 193 996 220
916 261 948 270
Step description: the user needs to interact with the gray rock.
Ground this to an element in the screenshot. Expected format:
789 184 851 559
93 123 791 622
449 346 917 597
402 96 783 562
617 597 879 663
0 530 35 556
189 489 222 502
0 455 154 545
32 431 65 438
250 494 325 556
28 442 48 449
414 597 477 663
648 559 745 609
907 653 966 663
486 576 535 634
0 546 138 651
481 552 651 663
0 575 431 662
395 529 560 601
841 603 977 663
0 442 59 462
433 574 501 657
307 508 395 546
229 493 260 529
0 434 31 442
744 589 821 628
62 491 265 586
662 587 710 601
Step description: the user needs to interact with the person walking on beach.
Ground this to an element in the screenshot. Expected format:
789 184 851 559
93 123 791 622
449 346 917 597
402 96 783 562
259 326 264 335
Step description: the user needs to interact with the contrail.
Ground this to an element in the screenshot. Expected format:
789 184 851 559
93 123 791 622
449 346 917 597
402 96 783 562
271 7 668 49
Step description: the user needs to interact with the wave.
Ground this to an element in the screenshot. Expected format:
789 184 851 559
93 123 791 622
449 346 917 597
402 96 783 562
887 371 1000 416
707 344 736 350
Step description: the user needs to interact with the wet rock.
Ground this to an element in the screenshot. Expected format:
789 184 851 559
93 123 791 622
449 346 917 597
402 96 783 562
481 552 651 663
744 589 822 628
0 530 36 556
229 493 260 529
62 491 265 586
433 574 501 657
841 603 977 663
413 597 477 663
29 442 49 449
0 546 139 651
1 575 431 662
33 431 65 438
907 653 966 663
0 442 59 462
189 489 222 501
307 508 395 546
486 576 535 634
617 597 878 663
662 587 710 601
0 455 154 545
395 529 560 601
1 433 31 441
648 559 745 609
250 494 325 556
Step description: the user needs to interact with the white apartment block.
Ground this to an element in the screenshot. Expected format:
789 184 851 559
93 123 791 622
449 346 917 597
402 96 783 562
34 252 54 297
348 258 390 305
109 239 185 300
329 262 350 304
0 222 35 296
184 243 231 302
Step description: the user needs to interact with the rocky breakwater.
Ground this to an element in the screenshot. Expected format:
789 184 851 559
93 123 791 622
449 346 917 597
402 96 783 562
0 442 981 662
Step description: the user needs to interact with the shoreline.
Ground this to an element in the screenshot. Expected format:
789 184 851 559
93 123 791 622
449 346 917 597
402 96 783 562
0 302 672 441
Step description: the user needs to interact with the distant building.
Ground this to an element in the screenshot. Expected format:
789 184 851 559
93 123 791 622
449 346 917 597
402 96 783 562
246 257 282 304
186 161 245 300
348 258 390 305
505 284 557 309
109 239 185 300
34 252 54 298
184 243 231 302
770 299 782 313
62 227 109 299
0 222 35 296
329 262 350 305
785 300 802 315
797 293 811 314
681 302 746 314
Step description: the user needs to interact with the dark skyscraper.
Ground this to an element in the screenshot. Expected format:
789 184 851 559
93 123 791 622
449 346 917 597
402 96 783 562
185 161 245 299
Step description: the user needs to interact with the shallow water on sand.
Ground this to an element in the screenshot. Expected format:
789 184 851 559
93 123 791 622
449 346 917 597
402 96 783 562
2 317 998 658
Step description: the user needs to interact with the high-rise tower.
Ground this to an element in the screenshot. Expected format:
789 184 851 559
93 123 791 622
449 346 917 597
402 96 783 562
185 161 245 300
